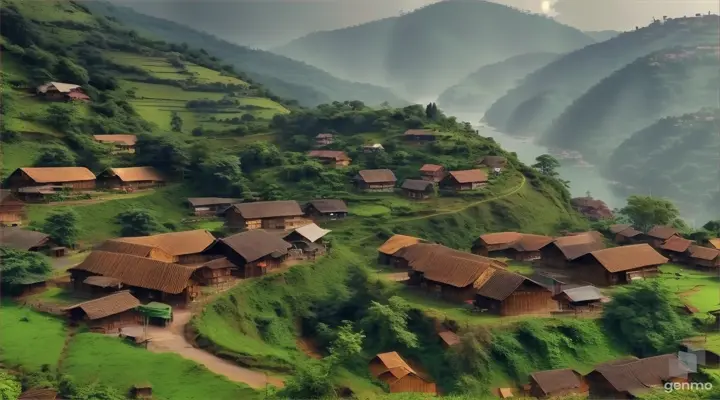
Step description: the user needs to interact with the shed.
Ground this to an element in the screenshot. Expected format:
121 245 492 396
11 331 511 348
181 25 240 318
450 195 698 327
36 81 89 102
377 234 425 265
475 269 556 316
187 197 241 216
0 227 52 252
6 167 96 192
224 200 308 230
217 230 292 278
528 368 587 398
586 354 690 398
645 225 680 248
0 189 25 226
98 167 166 189
419 164 446 182
572 244 668 286
64 290 141 333
131 383 153 399
553 285 603 310
660 236 693 261
401 179 434 200
440 170 488 191
93 134 137 153
113 229 217 264
438 330 461 348
304 199 348 220
369 352 437 394
687 245 720 269
538 231 606 268
307 150 351 167
284 223 331 257
404 129 437 141
191 257 234 286
355 169 397 192
473 232 553 261
611 225 644 245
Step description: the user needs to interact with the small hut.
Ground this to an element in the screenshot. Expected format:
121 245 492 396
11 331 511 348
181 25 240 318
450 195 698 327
401 179 434 200
369 352 437 394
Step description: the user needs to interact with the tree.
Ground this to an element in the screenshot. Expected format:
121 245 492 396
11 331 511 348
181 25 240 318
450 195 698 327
135 135 190 178
619 195 681 233
278 361 334 400
191 127 204 137
0 247 52 294
239 142 283 171
425 103 433 119
43 209 79 247
603 280 694 356
170 111 183 132
327 321 365 366
54 57 89 84
361 296 418 349
196 155 248 197
116 209 164 237
35 146 76 167
44 103 77 131
532 154 560 177
0 370 21 400
703 220 720 236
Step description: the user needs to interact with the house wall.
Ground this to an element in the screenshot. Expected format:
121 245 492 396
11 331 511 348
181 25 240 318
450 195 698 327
87 310 143 334
305 206 347 221
689 257 720 269
0 197 25 226
390 375 437 394
243 256 285 278
572 261 660 286
539 245 570 268
500 288 557 316
101 177 164 190
424 281 476 303
403 189 430 200
7 170 95 191
177 253 216 265
196 268 233 286
357 181 395 192
420 171 445 182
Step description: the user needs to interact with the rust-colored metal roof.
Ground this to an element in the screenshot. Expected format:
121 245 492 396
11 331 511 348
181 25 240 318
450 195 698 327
372 352 417 379
70 251 200 294
592 354 690 396
307 150 350 161
709 239 720 250
549 232 606 260
447 169 488 184
438 330 461 347
103 166 166 182
514 234 554 252
617 227 643 238
116 230 216 256
377 234 424 256
64 290 140 320
530 369 583 396
688 245 720 261
18 167 95 183
306 199 347 213
96 239 156 257
476 269 537 301
357 169 397 184
647 225 679 240
479 232 523 246
93 134 137 146
229 200 304 219
610 224 632 234
419 164 444 173
221 229 292 263
660 236 693 253
587 244 668 273
398 243 507 272
421 255 496 288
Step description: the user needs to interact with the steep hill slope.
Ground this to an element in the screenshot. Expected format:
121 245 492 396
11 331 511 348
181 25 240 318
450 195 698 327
541 45 720 161
606 109 720 221
275 0 594 99
83 1 407 107
437 52 559 115
483 15 720 135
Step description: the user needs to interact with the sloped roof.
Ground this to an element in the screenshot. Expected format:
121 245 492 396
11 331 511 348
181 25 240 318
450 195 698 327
116 230 216 256
688 245 720 261
660 236 693 253
93 134 137 146
38 82 80 93
420 164 444 173
548 232 606 260
64 290 140 320
17 167 96 183
447 170 488 184
293 223 331 243
399 244 507 273
358 169 397 183
476 269 542 301
0 189 22 203
229 200 304 219
187 197 241 207
378 234 424 256
709 239 720 250
557 285 602 302
372 352 416 379
307 150 350 161
479 232 523 246
530 369 583 396
103 167 166 183
438 330 461 347
404 129 435 136
421 255 497 288
0 227 50 250
647 225 679 240
306 199 348 213
69 251 199 294
514 234 554 252
96 239 156 258
587 244 668 273
610 224 632 234
592 354 690 396
617 227 643 238
401 179 434 192
221 230 292 263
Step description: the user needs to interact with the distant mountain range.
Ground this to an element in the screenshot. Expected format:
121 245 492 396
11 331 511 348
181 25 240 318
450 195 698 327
274 0 596 99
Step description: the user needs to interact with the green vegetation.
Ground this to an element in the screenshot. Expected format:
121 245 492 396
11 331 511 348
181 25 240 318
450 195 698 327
0 301 66 371
656 264 720 313
617 195 684 233
0 248 53 295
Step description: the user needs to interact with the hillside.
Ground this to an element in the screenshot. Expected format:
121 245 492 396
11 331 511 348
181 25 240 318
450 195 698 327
83 1 407 107
583 30 621 42
436 52 559 115
605 109 720 221
483 15 720 135
541 45 720 161
275 0 594 99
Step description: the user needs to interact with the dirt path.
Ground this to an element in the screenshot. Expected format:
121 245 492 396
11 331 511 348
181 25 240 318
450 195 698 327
35 191 155 207
144 310 284 389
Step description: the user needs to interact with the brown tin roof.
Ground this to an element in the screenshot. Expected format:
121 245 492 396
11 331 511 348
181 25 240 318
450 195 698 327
306 199 348 213
377 234 424 256
96 240 159 258
479 232 523 246
93 134 137 146
476 269 541 301
688 245 720 261
530 369 583 396
18 167 95 183
419 164 444 173
586 244 668 273
591 354 690 396
610 224 632 234
372 352 417 379
709 239 720 250
548 232 606 261
660 236 693 253
64 290 140 320
447 169 488 184
401 179 434 192
116 230 216 256
647 225 679 240
220 229 292 263
229 200 304 219
357 169 397 184
307 150 350 161
0 227 50 250
479 232 552 252
102 166 166 183
438 330 461 347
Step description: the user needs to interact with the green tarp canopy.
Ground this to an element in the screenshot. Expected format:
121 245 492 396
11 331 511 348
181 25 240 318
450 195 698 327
137 302 172 320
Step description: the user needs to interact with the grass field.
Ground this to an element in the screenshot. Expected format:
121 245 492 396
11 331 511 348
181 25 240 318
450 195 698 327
64 333 259 400
655 264 720 312
120 81 226 101
0 301 67 371
186 64 248 86
0 141 48 176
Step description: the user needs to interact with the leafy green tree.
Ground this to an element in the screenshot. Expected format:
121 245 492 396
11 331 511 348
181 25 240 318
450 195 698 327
116 209 164 237
44 103 77 131
35 146 76 167
170 111 183 132
196 155 248 197
73 382 126 400
618 195 681 233
278 361 334 400
135 135 190 178
0 247 52 294
361 296 418 349
43 209 79 247
239 142 283 171
327 321 365 366
703 220 720 236
54 57 89 84
532 154 560 177
603 280 694 357
0 370 21 400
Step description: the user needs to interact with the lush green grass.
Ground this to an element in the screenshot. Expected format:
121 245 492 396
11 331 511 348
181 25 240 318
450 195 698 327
64 333 259 400
10 0 97 25
652 265 720 313
0 141 47 176
506 261 534 275
351 204 392 217
120 81 226 101
186 64 248 86
0 301 67 371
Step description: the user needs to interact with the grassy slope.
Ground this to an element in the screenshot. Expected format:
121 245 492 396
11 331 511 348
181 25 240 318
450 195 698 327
0 301 66 371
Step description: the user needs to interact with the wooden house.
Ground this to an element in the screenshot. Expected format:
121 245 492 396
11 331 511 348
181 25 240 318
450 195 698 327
187 197 241 216
369 352 437 394
472 232 553 261
395 243 507 272
401 179 434 200
404 129 437 142
36 82 89 102
687 245 720 269
377 234 424 265
571 244 668 286
0 226 56 253
571 197 613 220
0 190 25 226
64 291 142 333
438 330 461 349
191 257 234 286
304 199 348 220
314 133 334 147
355 169 397 192
224 201 308 230
610 224 644 245
98 167 166 190
216 230 292 278
680 342 720 368
586 354 690 399
476 156 507 170
108 229 217 264
644 225 680 248
440 170 487 191
659 236 693 262
419 164 446 182
93 134 137 153
475 269 557 316
6 167 96 193
307 150 351 167
538 232 606 268
528 369 588 399
283 223 330 252
553 285 603 311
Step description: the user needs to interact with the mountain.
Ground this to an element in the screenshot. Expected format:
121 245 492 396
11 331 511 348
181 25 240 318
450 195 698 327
436 52 559 115
483 15 720 135
540 45 720 162
605 109 720 221
274 0 595 100
583 30 621 42
84 1 407 107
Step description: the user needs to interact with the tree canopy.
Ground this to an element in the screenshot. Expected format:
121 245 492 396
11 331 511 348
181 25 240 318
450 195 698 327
619 195 682 233
532 154 560 177
43 209 79 247
116 209 164 237
35 145 77 167
0 247 52 292
361 296 418 350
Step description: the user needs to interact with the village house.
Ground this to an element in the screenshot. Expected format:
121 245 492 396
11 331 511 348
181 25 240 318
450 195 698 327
0 190 25 226
528 369 588 399
440 170 488 192
476 156 508 170
644 225 681 248
307 150 352 167
585 354 690 399
472 232 553 261
369 352 437 394
314 133 334 147
6 167 96 196
355 169 397 192
377 234 426 265
190 257 235 287
283 222 331 258
362 143 385 153
36 82 90 102
395 243 508 272
570 244 668 286
680 342 720 368
659 236 693 262
304 199 348 220
98 167 166 190
93 134 138 153
419 164 446 183
474 269 556 316
404 129 437 142
709 239 720 250
438 330 461 349
224 200 308 230
64 291 142 333
215 229 292 278
571 197 613 220
610 224 644 245
0 227 64 256
552 285 603 311
401 179 434 200
187 197 241 216
538 232 606 268
96 240 175 264
687 245 720 269
109 230 217 264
